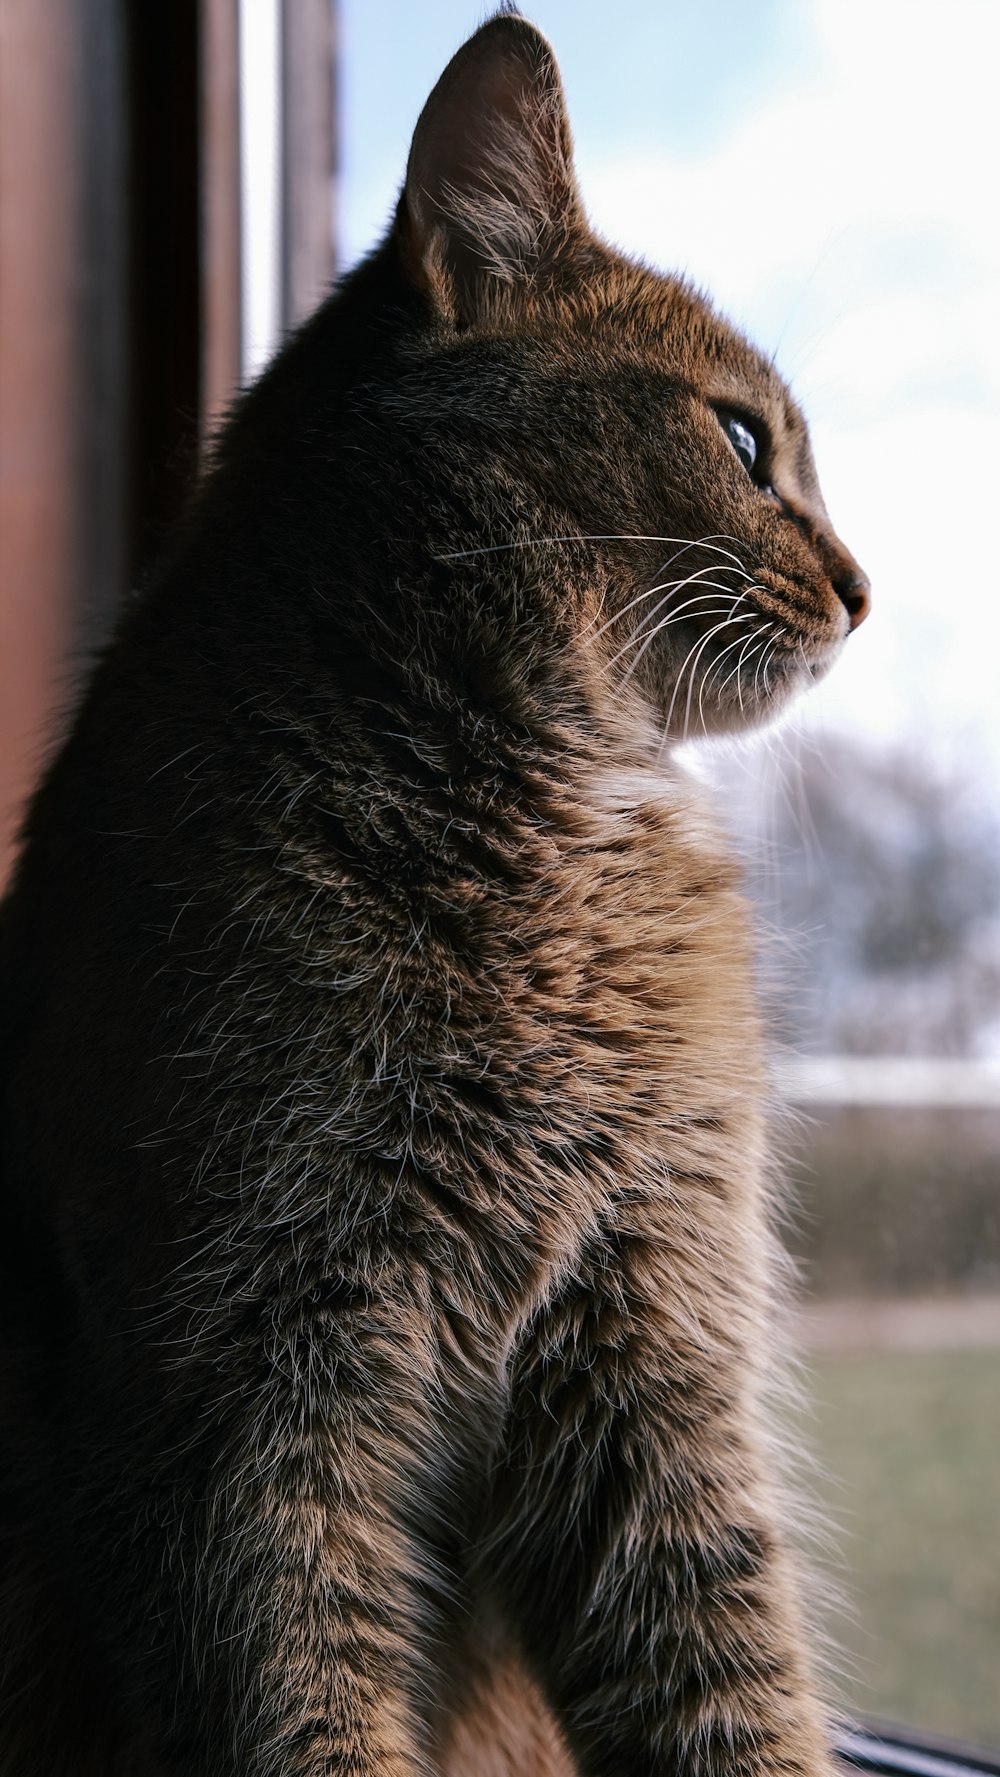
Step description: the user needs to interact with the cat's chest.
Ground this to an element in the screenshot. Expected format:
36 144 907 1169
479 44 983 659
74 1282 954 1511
295 762 765 1194
412 770 771 1376
513 771 763 1120
441 769 765 1261
218 759 766 1295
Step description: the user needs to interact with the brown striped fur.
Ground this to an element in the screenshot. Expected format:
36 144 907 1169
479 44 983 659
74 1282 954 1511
0 15 868 1775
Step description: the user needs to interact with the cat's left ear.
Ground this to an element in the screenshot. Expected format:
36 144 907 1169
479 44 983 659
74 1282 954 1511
399 14 585 321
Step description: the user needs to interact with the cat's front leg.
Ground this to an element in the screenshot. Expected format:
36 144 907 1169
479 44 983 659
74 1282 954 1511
487 1227 834 1777
59 1307 437 1777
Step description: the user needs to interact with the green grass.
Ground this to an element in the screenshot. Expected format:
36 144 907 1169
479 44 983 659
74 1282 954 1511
805 1349 1000 1746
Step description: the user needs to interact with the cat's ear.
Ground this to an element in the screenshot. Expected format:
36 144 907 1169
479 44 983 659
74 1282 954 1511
399 13 584 321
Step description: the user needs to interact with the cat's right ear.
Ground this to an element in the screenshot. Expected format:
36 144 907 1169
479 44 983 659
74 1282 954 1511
398 14 585 323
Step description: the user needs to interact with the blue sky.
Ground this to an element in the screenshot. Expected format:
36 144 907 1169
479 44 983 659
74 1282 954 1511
337 0 1000 788
340 0 820 246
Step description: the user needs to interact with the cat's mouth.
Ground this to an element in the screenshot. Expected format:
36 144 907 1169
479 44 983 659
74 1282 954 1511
595 537 859 742
628 583 848 741
642 623 819 742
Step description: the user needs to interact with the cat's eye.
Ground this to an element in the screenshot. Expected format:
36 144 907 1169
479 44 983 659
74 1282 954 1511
718 411 762 477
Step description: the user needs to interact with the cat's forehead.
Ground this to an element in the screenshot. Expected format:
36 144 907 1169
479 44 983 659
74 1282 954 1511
644 271 794 411
566 253 808 442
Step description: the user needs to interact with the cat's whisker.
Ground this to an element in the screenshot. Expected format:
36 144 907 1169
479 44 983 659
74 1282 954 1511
704 627 765 704
437 531 758 573
616 606 755 686
754 637 780 703
661 631 709 741
591 585 725 653
644 538 756 589
746 634 777 696
661 615 742 738
605 590 744 665
681 616 748 741
698 624 754 733
628 589 756 678
713 620 777 695
760 639 781 700
610 577 756 671
589 567 754 648
606 591 753 671
634 576 756 626
763 634 788 698
723 631 768 715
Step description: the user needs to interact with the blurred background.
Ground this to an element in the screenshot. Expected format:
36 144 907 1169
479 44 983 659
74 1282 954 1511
1 0 998 1744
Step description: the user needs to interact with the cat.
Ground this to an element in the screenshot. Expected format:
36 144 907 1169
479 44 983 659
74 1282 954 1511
0 13 869 1777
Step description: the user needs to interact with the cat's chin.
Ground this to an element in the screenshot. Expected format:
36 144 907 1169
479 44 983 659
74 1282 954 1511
755 637 845 708
665 641 842 742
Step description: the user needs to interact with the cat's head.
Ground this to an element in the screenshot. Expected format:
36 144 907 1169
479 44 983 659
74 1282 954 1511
391 13 868 742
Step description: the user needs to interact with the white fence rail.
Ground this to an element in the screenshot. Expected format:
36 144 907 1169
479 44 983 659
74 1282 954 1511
778 1056 1000 1108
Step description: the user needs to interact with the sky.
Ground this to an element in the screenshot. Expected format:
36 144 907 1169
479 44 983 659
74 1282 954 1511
338 0 1000 798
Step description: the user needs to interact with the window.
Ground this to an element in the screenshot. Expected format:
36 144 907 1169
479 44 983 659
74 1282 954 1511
2 0 996 1756
339 0 999 1746
0 0 335 884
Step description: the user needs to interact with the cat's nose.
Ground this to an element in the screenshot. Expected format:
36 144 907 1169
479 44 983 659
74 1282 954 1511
834 564 870 631
814 528 870 631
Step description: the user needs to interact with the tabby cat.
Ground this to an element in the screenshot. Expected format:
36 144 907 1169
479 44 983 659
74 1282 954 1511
0 14 869 1776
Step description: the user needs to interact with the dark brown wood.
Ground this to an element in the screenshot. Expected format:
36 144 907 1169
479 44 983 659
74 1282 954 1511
77 0 129 654
0 0 339 886
0 0 82 887
281 0 337 331
201 0 242 440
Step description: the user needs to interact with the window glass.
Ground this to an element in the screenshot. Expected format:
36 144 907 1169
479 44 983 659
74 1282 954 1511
342 0 1000 1742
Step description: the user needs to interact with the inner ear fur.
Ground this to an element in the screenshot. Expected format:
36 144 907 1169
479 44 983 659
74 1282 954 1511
400 14 585 321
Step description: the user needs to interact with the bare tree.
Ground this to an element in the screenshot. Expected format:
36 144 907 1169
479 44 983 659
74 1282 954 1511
716 735 1000 1057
